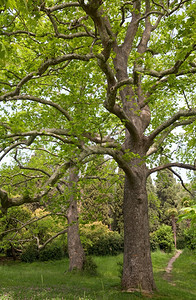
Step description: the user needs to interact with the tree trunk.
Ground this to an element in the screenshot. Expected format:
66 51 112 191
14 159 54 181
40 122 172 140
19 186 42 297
171 214 177 249
67 167 85 271
122 166 156 292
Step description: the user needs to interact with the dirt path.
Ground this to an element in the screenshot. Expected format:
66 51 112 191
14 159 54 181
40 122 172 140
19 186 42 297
164 250 183 283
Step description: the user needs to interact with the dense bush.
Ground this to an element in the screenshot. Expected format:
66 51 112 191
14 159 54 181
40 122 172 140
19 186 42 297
21 244 39 263
150 225 174 252
21 242 65 262
80 222 123 256
176 234 187 249
183 225 196 251
39 244 64 261
82 256 98 276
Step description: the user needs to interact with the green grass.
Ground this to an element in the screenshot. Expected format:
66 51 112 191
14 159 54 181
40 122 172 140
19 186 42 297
0 250 195 299
152 249 196 300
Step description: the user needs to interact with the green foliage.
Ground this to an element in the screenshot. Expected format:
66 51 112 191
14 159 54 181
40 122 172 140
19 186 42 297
0 202 67 261
82 256 98 276
21 242 65 262
0 0 28 9
21 244 39 263
178 205 196 224
155 170 179 225
183 225 196 251
177 188 196 251
80 222 123 256
0 0 196 292
147 177 161 232
0 40 7 61
176 232 187 250
39 243 64 261
79 159 123 229
0 206 32 254
150 225 175 253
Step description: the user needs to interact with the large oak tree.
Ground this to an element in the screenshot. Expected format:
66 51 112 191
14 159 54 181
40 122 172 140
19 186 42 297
0 0 196 292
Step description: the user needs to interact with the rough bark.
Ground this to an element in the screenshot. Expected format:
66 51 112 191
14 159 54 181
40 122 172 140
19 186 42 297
67 167 85 271
122 162 156 292
112 24 155 290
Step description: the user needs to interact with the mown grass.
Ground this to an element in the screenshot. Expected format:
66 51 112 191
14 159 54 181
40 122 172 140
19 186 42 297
0 249 195 299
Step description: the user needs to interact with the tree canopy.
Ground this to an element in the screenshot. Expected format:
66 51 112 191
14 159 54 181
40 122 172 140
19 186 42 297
0 0 196 293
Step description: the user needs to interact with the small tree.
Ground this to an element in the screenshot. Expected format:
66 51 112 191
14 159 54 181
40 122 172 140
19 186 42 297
0 153 85 270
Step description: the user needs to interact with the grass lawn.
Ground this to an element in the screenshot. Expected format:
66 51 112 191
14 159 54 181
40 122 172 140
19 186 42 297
0 249 195 299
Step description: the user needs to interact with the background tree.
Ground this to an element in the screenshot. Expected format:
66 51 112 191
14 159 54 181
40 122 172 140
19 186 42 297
147 177 161 232
80 158 123 229
155 170 179 225
178 177 196 250
0 0 196 292
66 166 85 271
0 150 86 270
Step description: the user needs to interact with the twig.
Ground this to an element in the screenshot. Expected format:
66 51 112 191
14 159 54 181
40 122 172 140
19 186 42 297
182 90 191 110
168 168 194 197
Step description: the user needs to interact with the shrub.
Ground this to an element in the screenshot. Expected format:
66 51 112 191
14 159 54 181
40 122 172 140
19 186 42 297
150 225 174 252
92 232 123 256
21 244 39 263
150 232 159 252
176 235 187 249
21 242 65 262
183 225 196 251
80 222 123 256
82 256 98 276
39 244 64 261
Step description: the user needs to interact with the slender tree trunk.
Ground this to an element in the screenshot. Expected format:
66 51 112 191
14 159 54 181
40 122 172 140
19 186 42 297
67 167 85 271
171 214 177 249
122 165 156 292
10 243 17 261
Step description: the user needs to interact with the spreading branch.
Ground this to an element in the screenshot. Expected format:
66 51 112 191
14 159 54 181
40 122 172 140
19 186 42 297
5 95 72 121
146 116 196 156
148 109 196 142
2 129 81 146
0 135 37 162
82 145 135 179
148 162 196 176
0 54 95 101
0 161 72 213
45 9 94 39
13 151 51 177
36 228 68 250
44 2 79 13
0 213 52 236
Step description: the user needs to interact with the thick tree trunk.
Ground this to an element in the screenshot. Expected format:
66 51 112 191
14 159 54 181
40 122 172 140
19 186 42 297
122 166 156 292
67 167 85 271
67 200 85 271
